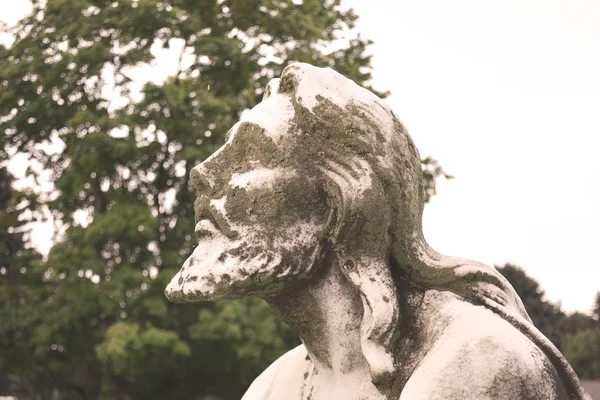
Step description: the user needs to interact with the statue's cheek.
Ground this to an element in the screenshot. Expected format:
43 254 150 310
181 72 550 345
224 177 328 230
221 187 256 225
281 180 329 223
266 178 329 227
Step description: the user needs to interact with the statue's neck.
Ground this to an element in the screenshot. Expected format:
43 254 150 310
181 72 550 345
263 255 454 399
265 257 369 376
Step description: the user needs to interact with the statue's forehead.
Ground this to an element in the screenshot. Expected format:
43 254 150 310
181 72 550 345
231 90 295 143
226 63 397 146
286 63 396 142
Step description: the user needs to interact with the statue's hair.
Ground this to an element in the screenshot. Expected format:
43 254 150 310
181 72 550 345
275 63 590 398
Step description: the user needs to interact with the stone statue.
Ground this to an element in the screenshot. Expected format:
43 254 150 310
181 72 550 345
165 63 590 400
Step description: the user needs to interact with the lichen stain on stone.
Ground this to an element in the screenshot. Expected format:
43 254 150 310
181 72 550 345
278 66 300 94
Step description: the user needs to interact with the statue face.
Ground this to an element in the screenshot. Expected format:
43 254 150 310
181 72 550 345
165 87 329 302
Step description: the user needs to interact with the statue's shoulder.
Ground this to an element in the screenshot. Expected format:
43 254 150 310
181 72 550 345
401 298 568 400
242 344 311 400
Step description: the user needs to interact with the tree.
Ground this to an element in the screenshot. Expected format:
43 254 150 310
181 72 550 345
0 1 408 399
496 264 599 356
0 167 46 398
421 156 453 202
593 291 600 322
564 290 600 380
563 329 600 380
1 1 448 398
562 311 598 337
496 263 566 348
497 264 600 380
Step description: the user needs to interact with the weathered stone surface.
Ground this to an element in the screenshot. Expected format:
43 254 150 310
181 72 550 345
165 63 591 400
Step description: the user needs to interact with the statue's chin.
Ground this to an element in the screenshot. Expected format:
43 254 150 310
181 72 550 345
164 236 284 303
164 268 231 303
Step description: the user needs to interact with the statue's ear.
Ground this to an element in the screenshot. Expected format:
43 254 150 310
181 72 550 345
320 160 399 387
320 157 391 259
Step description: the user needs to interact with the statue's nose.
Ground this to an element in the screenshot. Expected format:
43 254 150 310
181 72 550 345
190 165 213 194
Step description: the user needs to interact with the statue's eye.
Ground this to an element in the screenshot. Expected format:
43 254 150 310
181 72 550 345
246 144 260 157
235 139 262 159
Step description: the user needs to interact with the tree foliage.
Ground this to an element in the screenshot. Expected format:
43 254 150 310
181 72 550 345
421 156 453 202
496 263 566 348
0 167 46 398
497 263 600 379
593 291 600 322
564 329 600 380
563 291 600 380
0 0 449 398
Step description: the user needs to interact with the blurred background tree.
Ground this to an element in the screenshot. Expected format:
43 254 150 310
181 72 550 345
496 263 567 348
593 292 600 322
0 167 47 398
497 264 600 380
562 291 600 381
563 329 600 380
0 0 450 398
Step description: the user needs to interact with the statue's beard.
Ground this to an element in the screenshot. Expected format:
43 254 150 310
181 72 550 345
165 229 322 303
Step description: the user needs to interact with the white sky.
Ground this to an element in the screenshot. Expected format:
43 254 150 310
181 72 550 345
2 0 599 313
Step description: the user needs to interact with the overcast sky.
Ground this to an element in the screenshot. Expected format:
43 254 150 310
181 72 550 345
2 0 599 313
